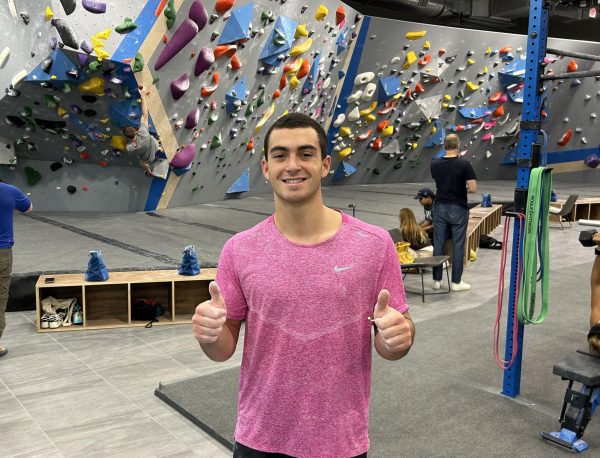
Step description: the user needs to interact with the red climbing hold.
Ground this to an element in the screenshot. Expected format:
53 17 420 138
80 151 90 160
493 105 504 117
567 60 578 73
215 0 235 14
372 137 382 151
557 129 573 146
230 54 241 70
98 160 108 167
296 58 310 79
418 54 431 66
272 89 281 100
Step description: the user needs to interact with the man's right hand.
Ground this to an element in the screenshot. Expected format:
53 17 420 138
193 281 227 344
593 232 600 246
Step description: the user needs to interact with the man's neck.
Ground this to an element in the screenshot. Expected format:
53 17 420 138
273 198 341 244
444 149 459 158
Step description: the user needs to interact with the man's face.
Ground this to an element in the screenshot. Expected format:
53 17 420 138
419 196 433 206
261 127 330 205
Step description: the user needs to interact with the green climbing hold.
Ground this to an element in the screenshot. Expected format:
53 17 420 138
165 0 176 30
88 60 101 72
272 29 286 46
192 186 200 192
455 90 464 99
43 94 59 109
133 52 144 73
245 102 254 116
210 133 222 149
208 112 219 125
24 121 36 132
152 76 160 85
115 17 137 34
25 166 42 186
62 83 72 93
257 89 265 107
261 10 274 22
19 106 32 118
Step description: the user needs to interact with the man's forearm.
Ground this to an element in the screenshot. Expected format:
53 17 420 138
200 321 239 362
591 256 600 325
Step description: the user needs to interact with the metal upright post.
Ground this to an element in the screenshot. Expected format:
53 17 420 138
502 0 549 398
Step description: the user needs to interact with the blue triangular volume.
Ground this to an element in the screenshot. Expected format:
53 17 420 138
172 165 191 176
218 3 254 45
108 99 141 127
225 78 248 115
499 56 525 89
26 49 87 85
302 54 320 95
227 168 250 193
259 16 297 67
424 120 445 148
433 149 446 160
377 76 401 106
332 161 357 182
458 106 492 120
501 148 518 165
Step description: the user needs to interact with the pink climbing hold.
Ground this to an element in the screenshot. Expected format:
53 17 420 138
185 107 200 129
154 19 199 71
171 73 190 100
188 0 208 30
194 47 215 76
170 144 196 169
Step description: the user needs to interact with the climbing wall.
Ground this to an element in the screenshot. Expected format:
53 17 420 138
323 16 600 186
146 0 360 208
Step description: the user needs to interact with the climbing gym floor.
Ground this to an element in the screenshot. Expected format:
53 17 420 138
2 180 600 457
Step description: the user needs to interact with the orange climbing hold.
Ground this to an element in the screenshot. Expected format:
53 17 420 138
201 73 220 97
499 46 512 54
567 60 578 73
230 55 242 70
336 6 346 26
355 130 372 142
493 105 504 117
557 129 573 146
488 91 502 103
378 101 395 115
155 0 167 16
377 119 389 132
296 58 310 79
279 75 287 90
284 57 303 75
414 82 424 93
215 0 235 14
162 33 168 44
246 138 254 151
438 48 446 56
418 54 431 66
372 137 383 151
214 45 237 59
272 89 281 100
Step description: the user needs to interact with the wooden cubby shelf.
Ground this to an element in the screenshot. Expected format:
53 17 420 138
35 269 216 332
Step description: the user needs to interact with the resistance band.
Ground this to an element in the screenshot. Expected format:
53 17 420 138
517 167 552 324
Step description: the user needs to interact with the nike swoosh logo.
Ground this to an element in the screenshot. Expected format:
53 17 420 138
333 266 352 272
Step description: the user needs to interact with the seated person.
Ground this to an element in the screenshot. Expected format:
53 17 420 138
414 188 435 243
589 233 600 354
123 86 168 178
399 208 433 257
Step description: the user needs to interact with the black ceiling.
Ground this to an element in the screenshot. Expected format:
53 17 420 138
344 1 600 43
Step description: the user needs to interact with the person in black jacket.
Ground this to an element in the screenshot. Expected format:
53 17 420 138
430 134 477 292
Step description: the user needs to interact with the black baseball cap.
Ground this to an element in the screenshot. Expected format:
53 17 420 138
414 188 435 199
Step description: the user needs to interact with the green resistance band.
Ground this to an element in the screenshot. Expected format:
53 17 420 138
517 167 552 324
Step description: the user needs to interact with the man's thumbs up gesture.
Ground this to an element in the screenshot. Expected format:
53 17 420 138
193 281 228 344
373 289 413 356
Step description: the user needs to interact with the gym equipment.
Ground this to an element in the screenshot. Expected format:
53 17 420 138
541 350 600 452
579 230 597 247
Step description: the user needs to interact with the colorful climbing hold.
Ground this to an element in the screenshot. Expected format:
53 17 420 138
405 31 427 40
315 5 328 21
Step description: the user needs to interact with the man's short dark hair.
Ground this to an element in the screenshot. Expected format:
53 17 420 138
263 113 329 160
123 126 137 139
444 134 460 150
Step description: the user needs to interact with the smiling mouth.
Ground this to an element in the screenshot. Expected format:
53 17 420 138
282 178 307 184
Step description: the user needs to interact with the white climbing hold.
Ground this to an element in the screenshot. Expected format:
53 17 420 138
333 113 345 127
361 82 376 101
354 71 374 85
11 69 27 88
563 117 569 123
347 90 362 103
8 0 17 19
485 150 492 159
581 137 588 144
591 113 597 119
575 127 583 133
391 56 401 64
348 106 360 122
0 47 9 68
322 77 331 89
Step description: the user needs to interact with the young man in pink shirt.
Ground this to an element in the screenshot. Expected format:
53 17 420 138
193 113 415 457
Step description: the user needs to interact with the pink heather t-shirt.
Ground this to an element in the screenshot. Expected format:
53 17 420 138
216 212 409 458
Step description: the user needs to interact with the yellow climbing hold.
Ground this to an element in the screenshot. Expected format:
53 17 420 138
295 24 308 38
442 102 449 108
100 118 110 124
411 143 418 150
95 48 110 60
466 81 480 92
110 135 127 151
95 28 112 40
405 31 427 40
431 125 437 134
290 38 312 57
45 6 54 21
339 127 352 137
91 36 105 48
481 66 488 75
315 5 328 21
359 101 377 117
255 103 275 133
381 126 394 137
443 94 451 101
289 76 300 90
467 58 475 65
403 51 417 69
485 47 492 55
423 41 430 50
392 92 404 100
364 114 376 123
285 58 303 75
57 107 67 117
79 77 105 95
338 147 352 161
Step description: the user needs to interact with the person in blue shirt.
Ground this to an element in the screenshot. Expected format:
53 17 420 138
0 180 32 357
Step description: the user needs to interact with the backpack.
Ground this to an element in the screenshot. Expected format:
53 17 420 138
479 234 503 250
132 298 163 323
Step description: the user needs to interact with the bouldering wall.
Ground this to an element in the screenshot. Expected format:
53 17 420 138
323 17 600 186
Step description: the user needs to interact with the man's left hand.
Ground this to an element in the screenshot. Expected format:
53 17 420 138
373 289 412 353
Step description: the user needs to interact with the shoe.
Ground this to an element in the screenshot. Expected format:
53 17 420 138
41 313 52 329
72 303 83 325
450 281 471 292
0 346 7 357
433 280 442 290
